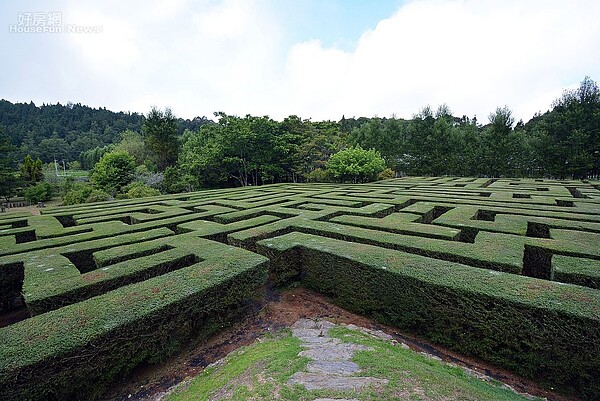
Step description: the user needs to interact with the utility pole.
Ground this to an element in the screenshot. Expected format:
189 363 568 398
54 158 67 177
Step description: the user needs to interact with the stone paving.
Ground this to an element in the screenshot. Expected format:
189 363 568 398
288 318 389 396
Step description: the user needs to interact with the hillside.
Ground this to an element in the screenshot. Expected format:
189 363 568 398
0 99 210 163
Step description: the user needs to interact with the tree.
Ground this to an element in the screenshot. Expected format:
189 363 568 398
115 130 150 167
297 120 346 178
162 165 197 193
327 146 386 183
178 123 230 188
350 117 407 172
427 115 463 175
24 182 54 203
0 127 21 202
535 76 600 178
90 150 136 194
479 106 522 177
276 115 309 183
36 138 71 163
20 154 43 183
179 113 285 187
79 144 114 169
142 107 179 171
120 182 161 199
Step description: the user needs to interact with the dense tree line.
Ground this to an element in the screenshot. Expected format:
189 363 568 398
0 100 210 164
1 77 599 203
171 113 345 190
348 77 600 179
166 77 599 189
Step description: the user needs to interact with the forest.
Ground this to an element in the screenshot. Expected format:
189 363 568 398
1 77 599 203
0 100 210 164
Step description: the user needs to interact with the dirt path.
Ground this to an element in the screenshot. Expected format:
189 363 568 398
3 204 39 215
98 287 574 401
2 198 62 216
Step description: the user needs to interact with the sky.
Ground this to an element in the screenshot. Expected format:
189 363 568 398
1 0 599 123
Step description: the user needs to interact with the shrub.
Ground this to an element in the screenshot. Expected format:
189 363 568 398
305 168 331 183
62 183 110 205
60 176 75 197
378 168 395 180
23 182 54 203
162 166 196 193
134 170 164 188
86 189 111 203
67 161 81 170
62 183 93 205
327 146 386 183
90 150 136 194
122 182 162 199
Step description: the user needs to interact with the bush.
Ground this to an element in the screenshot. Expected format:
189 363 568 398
23 182 54 203
90 150 136 194
121 182 162 199
134 169 164 188
377 168 395 180
67 161 81 170
327 146 386 183
62 183 92 205
60 176 75 197
162 166 196 193
305 168 331 183
86 189 111 203
62 183 110 205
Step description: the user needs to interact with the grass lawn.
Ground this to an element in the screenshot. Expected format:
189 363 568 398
167 325 540 401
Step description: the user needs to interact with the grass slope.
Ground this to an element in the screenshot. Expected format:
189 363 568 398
168 325 540 401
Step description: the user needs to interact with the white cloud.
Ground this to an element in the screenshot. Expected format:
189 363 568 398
65 9 141 74
280 0 600 122
57 0 284 117
2 0 599 122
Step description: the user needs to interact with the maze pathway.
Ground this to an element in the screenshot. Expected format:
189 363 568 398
1 177 599 400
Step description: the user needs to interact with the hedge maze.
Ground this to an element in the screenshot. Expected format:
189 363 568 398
1 177 600 400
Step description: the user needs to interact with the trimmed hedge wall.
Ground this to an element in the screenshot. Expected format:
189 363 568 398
2 177 599 400
257 232 600 399
231 218 525 274
0 237 268 401
0 204 241 257
553 255 600 289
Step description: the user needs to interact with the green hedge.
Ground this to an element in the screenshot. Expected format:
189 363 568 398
3 228 174 314
177 214 281 241
2 178 599 400
0 220 151 257
0 237 268 401
0 205 240 257
0 262 24 311
330 212 461 240
230 219 525 274
257 232 600 399
553 255 600 289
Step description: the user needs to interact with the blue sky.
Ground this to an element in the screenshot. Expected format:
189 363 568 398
277 0 404 50
1 0 599 122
